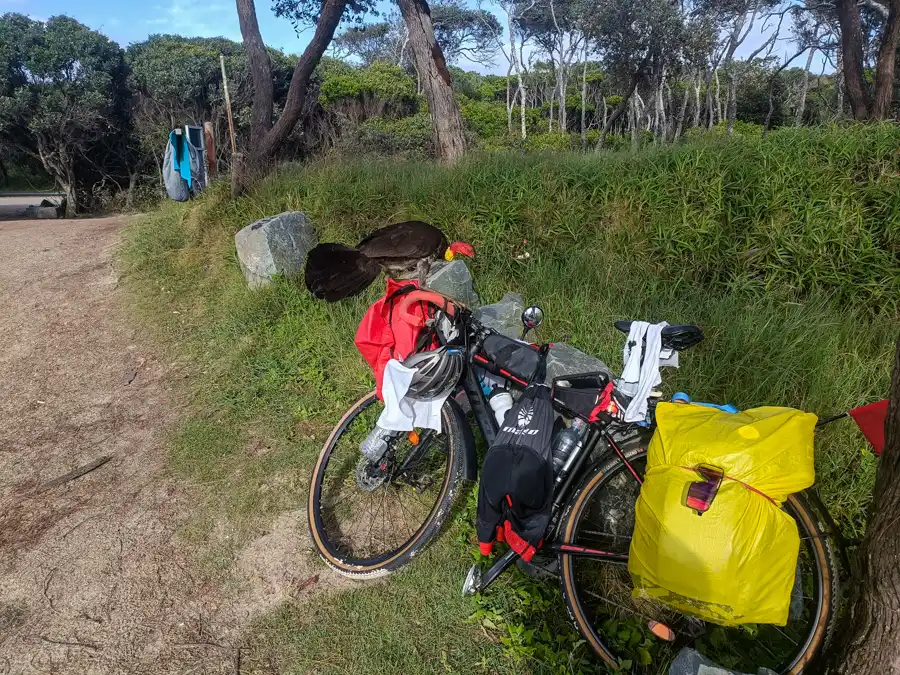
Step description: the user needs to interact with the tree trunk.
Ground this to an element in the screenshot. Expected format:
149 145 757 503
596 56 648 150
674 74 691 140
693 74 702 128
824 337 900 674
238 0 346 167
726 71 737 136
506 65 514 133
126 171 138 210
235 0 274 145
62 161 77 219
397 0 466 164
714 69 723 126
0 158 7 187
872 2 900 119
835 49 845 119
835 0 873 120
794 48 816 126
580 44 588 148
630 96 639 151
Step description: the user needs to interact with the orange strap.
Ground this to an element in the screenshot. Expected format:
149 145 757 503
394 290 457 328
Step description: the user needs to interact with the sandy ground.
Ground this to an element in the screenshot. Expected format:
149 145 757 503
0 217 334 674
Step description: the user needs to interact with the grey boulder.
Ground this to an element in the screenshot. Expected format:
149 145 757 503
669 648 777 675
547 342 611 381
235 211 318 289
425 260 480 307
474 292 611 380
474 292 524 338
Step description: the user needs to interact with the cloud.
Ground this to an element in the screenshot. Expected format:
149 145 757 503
143 0 240 40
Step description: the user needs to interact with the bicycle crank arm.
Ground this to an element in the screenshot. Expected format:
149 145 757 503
461 548 518 596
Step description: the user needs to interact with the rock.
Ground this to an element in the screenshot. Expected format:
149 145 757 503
235 212 318 289
24 205 59 219
547 343 611 381
668 648 777 675
425 260 479 307
474 292 524 338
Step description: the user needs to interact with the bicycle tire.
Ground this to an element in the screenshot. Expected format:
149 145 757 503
559 450 840 673
308 390 468 579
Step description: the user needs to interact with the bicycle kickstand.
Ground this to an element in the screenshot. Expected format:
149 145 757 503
461 548 519 597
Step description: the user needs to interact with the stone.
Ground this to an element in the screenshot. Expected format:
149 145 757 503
24 205 59 219
474 292 524 338
668 648 777 675
235 211 318 289
425 260 479 307
546 342 611 382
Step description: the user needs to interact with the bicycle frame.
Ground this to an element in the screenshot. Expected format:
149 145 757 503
458 337 638 595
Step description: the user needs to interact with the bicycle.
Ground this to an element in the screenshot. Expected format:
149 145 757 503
308 289 840 673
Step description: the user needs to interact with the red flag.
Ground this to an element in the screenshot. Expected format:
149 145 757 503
848 400 889 456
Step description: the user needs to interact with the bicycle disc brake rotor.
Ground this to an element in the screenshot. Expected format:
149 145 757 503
355 456 390 492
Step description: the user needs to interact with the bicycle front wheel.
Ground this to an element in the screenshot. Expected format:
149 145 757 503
559 452 840 673
308 390 468 578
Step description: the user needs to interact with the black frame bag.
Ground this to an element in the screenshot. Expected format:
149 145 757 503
476 346 554 561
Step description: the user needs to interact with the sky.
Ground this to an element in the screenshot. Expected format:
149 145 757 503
1 0 825 74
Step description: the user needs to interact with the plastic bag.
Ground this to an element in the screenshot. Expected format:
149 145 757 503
628 402 816 626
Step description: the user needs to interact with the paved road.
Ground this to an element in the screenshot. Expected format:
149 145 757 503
0 194 63 220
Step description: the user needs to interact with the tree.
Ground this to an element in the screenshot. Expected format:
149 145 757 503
824 337 900 674
832 0 900 119
0 14 130 216
396 0 467 164
238 0 353 168
333 21 407 66
432 0 502 65
591 0 685 148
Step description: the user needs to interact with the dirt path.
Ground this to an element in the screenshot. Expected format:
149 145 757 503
0 218 327 674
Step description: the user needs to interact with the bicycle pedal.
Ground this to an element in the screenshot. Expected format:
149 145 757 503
462 564 482 597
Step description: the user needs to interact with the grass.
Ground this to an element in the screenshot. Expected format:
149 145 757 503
120 125 896 674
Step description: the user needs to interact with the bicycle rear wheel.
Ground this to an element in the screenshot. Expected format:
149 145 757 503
308 390 468 578
559 452 839 673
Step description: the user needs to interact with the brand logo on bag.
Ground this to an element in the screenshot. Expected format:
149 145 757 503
501 403 539 435
517 404 533 428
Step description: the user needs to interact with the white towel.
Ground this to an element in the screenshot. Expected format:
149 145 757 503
619 321 679 423
377 359 447 432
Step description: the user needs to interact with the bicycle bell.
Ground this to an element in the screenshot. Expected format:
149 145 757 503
521 305 545 339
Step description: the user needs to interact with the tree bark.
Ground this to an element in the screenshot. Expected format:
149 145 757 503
595 56 648 150
872 1 900 119
238 0 347 167
397 0 466 164
674 73 692 140
580 43 588 148
235 0 274 145
794 48 816 126
824 337 900 674
693 74 701 128
835 0 873 119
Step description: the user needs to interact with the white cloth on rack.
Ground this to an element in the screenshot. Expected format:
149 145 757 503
619 321 679 423
377 359 447 432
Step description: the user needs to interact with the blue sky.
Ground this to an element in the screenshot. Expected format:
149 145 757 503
2 0 823 74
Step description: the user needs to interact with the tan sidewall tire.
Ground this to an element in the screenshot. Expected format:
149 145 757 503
308 390 465 578
559 454 838 673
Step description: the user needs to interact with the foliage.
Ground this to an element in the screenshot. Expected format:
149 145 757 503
432 0 502 65
339 112 434 158
319 62 417 108
121 130 895 672
460 98 509 137
0 13 132 214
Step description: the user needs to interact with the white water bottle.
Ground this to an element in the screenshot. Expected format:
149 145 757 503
488 389 513 427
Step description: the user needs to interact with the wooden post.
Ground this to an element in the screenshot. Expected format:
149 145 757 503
220 54 237 155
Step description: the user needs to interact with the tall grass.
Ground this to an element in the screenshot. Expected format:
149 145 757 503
120 125 896 674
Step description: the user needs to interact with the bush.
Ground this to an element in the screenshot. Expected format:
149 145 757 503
338 113 434 158
319 62 417 109
460 99 509 138
524 131 575 151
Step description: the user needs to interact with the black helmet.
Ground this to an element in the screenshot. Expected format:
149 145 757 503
402 347 465 401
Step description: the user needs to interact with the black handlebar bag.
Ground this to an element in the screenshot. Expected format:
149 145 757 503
476 350 554 561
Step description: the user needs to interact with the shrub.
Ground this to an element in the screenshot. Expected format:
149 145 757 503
338 113 434 158
460 99 509 138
